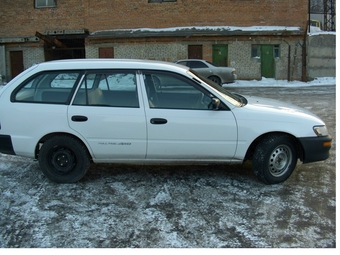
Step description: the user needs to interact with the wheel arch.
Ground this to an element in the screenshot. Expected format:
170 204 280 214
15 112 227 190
207 75 222 85
35 132 93 160
244 132 304 162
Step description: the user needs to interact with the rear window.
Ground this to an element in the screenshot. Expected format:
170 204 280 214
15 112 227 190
12 71 81 104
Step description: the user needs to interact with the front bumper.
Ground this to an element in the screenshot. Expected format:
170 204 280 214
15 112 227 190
298 135 332 163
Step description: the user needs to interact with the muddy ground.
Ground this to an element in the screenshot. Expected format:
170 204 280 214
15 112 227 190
0 85 336 248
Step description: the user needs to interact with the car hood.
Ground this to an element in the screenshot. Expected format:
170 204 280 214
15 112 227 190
242 95 321 120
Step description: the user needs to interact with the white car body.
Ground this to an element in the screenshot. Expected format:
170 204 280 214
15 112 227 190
0 59 331 184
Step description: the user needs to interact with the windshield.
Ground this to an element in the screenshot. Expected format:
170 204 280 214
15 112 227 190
187 69 244 107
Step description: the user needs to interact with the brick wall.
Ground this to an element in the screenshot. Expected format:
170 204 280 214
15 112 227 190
0 0 307 81
86 42 187 61
85 0 307 31
4 44 44 79
0 0 307 37
0 0 85 37
86 35 302 80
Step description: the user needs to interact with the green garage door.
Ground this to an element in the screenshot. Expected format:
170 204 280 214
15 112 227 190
261 45 275 78
212 44 228 66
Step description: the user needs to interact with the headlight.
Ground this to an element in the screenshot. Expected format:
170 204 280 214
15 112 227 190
313 125 329 136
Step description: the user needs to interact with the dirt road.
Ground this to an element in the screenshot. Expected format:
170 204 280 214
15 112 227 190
0 85 335 248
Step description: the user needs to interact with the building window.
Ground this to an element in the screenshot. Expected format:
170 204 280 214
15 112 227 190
148 0 177 3
251 45 260 59
274 45 280 58
251 45 280 58
35 0 57 8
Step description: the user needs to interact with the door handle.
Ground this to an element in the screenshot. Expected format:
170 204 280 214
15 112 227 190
150 118 167 125
71 115 88 122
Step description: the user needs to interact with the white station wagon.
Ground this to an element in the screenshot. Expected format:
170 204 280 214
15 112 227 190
0 59 332 184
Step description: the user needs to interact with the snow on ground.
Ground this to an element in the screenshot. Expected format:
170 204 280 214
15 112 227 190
223 77 336 88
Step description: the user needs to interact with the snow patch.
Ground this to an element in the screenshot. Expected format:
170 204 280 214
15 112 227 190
91 25 302 35
223 77 336 88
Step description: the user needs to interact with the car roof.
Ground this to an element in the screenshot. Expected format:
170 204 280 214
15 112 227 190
33 58 190 72
176 59 206 62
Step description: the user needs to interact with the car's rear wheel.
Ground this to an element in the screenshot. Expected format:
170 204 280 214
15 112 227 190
38 135 90 183
208 76 222 86
252 134 297 184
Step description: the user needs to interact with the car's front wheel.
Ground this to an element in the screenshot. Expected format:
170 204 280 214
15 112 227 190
252 134 297 184
38 135 90 183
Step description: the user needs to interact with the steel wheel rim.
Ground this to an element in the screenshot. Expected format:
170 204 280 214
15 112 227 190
268 145 292 177
50 147 76 174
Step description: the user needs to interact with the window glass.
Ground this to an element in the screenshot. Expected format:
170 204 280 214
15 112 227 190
190 61 208 68
13 71 80 103
274 45 280 58
148 0 177 2
51 73 80 88
35 0 57 8
251 45 260 58
176 61 188 67
143 71 213 110
73 71 139 108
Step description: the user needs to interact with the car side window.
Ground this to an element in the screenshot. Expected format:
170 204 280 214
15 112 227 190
73 71 139 108
190 61 208 68
143 71 214 110
13 71 81 104
176 61 188 67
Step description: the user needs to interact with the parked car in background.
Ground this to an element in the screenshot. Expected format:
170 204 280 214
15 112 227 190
175 59 236 85
0 59 331 184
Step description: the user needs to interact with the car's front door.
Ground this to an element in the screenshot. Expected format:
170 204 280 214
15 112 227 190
68 70 147 160
140 70 237 161
189 60 213 79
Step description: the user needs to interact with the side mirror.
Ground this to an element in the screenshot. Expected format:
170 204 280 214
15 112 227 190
211 98 221 110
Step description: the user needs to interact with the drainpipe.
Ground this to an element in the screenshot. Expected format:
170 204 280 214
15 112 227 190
283 40 291 82
308 0 311 33
301 23 308 82
0 45 6 84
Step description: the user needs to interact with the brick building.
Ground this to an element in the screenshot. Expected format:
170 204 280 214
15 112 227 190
0 0 308 82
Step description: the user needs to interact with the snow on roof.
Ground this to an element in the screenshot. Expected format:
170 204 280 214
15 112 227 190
90 25 303 37
91 25 337 37
308 26 336 36
91 25 301 34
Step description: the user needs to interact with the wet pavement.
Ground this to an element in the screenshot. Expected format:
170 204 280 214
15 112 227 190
0 85 336 248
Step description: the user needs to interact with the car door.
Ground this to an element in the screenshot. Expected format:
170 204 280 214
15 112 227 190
140 70 238 161
68 70 147 160
189 60 213 79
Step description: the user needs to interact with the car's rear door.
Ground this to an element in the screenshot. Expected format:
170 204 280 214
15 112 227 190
68 70 147 160
140 70 237 161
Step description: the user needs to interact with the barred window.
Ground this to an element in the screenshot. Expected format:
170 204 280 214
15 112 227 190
35 0 57 8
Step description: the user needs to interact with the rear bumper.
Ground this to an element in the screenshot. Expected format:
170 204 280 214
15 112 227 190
298 135 332 163
0 135 15 155
222 74 237 84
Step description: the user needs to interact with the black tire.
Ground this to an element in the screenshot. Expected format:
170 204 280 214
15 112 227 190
208 76 222 86
252 134 297 184
38 135 90 183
